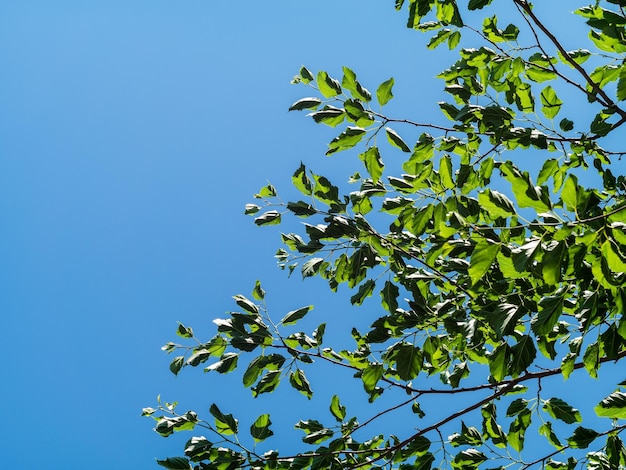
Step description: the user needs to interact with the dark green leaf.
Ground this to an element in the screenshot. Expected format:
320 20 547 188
281 305 313 326
170 356 185 376
567 427 600 449
156 457 192 470
209 403 238 435
543 398 582 424
250 414 274 442
290 369 313 399
469 238 501 285
292 163 313 195
385 127 411 152
395 343 422 380
289 97 322 111
254 211 282 226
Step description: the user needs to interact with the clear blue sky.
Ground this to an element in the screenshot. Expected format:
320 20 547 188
0 2 615 469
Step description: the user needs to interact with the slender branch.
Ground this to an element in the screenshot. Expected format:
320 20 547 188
513 0 626 120
520 424 626 469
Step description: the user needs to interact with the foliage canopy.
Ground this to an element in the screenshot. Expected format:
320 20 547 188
146 1 626 468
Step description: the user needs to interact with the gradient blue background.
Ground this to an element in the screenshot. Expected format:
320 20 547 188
0 2 610 469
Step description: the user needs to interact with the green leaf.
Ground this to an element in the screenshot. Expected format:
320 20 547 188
395 343 423 380
350 279 376 306
251 370 281 397
290 369 313 399
539 422 562 448
169 356 185 376
377 78 395 106
507 399 529 417
468 0 492 9
250 414 274 442
183 436 213 461
427 28 452 49
583 341 600 378
380 280 399 313
452 449 487 467
478 190 516 218
330 395 346 421
540 85 563 119
567 427 600 449
489 342 509 382
209 404 238 435
543 398 582 424
439 154 454 189
252 280 265 301
385 127 411 152
326 127 366 155
342 66 372 102
359 146 384 182
509 335 536 376
176 323 193 338
205 352 239 374
468 238 501 285
156 457 192 470
618 66 626 101
595 391 626 419
361 363 384 393
310 106 345 127
559 118 574 131
281 305 313 326
289 97 322 111
254 211 282 226
292 163 313 196
602 239 626 272
500 161 552 212
302 258 324 278
542 241 565 286
317 71 342 98
233 294 259 314
298 66 314 84
531 293 565 336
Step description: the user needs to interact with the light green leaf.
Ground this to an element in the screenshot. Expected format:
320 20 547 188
330 395 346 421
469 238 501 285
478 190 516 218
376 78 395 106
583 341 600 378
595 391 626 419
540 86 563 119
361 363 384 393
358 146 384 182
439 155 454 189
317 71 342 98
292 163 313 195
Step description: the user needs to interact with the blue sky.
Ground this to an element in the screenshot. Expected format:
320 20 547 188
0 2 618 469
